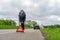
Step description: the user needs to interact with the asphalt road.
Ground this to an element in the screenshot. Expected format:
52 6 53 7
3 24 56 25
0 29 44 40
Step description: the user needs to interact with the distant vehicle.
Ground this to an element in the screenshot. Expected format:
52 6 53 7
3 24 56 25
34 24 40 29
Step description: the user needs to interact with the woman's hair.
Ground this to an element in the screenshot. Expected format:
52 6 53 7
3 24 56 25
20 9 25 13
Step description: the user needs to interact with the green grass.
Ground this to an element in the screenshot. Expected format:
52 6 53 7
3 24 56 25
25 24 33 29
0 25 17 29
0 24 33 29
40 28 60 40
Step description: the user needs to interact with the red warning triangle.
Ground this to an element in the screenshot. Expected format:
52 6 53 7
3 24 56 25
16 25 24 32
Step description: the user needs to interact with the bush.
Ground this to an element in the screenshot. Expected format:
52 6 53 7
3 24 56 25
0 19 16 26
25 24 33 29
43 24 60 28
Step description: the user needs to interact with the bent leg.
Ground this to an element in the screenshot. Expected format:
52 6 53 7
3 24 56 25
21 22 24 30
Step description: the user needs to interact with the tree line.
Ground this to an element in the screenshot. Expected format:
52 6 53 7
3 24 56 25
0 19 16 26
43 24 60 28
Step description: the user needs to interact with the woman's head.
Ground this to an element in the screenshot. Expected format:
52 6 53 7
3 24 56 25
20 9 25 13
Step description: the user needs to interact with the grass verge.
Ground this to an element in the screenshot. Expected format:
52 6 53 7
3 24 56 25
0 25 17 29
40 28 60 40
0 24 33 29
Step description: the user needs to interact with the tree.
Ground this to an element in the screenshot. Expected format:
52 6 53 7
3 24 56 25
25 20 37 27
0 19 16 26
32 21 37 26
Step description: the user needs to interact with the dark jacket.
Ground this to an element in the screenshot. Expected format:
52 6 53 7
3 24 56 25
19 11 26 22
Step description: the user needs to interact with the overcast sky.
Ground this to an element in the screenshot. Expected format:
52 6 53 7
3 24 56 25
0 0 60 25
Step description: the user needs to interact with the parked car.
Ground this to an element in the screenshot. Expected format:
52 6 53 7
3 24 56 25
34 24 40 29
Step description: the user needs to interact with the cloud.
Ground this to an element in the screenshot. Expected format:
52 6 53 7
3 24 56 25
0 0 11 4
47 15 60 21
0 0 60 25
22 0 32 7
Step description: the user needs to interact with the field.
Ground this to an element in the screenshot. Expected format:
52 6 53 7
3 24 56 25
0 25 17 29
0 24 33 29
0 20 34 29
41 28 60 40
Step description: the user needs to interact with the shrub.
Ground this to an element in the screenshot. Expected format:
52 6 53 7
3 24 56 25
0 19 16 26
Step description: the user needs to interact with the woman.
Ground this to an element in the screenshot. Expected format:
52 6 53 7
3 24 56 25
19 9 26 30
